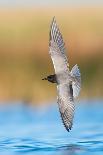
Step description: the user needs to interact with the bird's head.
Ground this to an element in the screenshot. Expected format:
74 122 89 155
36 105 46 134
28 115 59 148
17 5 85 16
42 75 57 83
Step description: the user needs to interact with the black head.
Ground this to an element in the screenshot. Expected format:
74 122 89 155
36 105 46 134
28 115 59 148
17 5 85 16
42 74 57 83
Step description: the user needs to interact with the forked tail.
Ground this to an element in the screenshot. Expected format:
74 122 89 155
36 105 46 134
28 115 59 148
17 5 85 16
70 64 81 98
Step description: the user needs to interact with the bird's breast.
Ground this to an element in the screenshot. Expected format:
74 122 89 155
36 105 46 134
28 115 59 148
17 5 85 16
56 71 71 85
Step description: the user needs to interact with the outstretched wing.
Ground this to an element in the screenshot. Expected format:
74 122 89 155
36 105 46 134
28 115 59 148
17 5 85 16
57 83 75 132
49 17 69 74
49 17 75 132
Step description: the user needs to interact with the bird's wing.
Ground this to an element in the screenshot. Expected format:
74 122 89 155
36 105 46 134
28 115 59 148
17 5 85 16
49 17 69 74
57 83 75 132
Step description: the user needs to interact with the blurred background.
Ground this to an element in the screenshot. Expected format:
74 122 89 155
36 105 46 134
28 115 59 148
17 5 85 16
0 1 102 104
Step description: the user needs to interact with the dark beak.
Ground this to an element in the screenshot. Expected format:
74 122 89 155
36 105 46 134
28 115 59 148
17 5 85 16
42 77 47 80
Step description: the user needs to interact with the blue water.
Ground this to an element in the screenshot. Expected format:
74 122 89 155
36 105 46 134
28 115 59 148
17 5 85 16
0 100 103 155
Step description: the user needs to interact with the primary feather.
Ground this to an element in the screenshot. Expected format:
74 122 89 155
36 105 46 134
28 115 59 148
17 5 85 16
49 17 69 74
57 84 74 131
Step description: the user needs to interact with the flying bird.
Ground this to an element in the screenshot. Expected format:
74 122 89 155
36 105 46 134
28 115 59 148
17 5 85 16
42 17 81 132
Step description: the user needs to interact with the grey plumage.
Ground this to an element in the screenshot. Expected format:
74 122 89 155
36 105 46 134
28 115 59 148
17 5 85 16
47 17 81 132
49 17 69 75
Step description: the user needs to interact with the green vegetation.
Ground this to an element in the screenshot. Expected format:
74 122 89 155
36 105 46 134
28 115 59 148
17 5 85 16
0 7 102 103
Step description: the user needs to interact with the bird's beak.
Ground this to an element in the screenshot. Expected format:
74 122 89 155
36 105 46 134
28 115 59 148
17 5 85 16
42 77 47 80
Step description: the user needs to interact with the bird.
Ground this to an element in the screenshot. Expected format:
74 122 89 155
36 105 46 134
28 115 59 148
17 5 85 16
42 17 81 132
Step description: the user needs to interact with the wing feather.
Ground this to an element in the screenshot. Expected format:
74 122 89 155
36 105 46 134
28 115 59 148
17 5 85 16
57 83 75 132
49 18 75 132
49 17 69 74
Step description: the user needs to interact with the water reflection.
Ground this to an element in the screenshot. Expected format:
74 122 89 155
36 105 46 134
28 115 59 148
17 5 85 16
57 144 86 155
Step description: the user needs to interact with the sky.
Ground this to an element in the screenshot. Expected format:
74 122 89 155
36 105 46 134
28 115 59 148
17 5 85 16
0 0 103 7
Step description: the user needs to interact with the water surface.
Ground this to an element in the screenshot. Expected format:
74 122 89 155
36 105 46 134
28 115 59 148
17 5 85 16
0 100 103 155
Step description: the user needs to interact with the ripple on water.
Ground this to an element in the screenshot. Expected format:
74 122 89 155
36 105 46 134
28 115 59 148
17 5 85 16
0 100 103 155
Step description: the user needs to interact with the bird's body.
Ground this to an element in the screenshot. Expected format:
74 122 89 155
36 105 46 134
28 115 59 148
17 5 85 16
42 17 81 132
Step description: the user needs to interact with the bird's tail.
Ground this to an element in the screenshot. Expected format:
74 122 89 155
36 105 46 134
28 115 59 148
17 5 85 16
70 64 81 98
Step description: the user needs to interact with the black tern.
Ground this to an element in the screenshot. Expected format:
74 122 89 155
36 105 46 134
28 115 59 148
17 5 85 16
42 17 81 132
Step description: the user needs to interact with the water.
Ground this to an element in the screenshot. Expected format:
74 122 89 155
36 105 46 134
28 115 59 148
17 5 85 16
0 100 103 155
